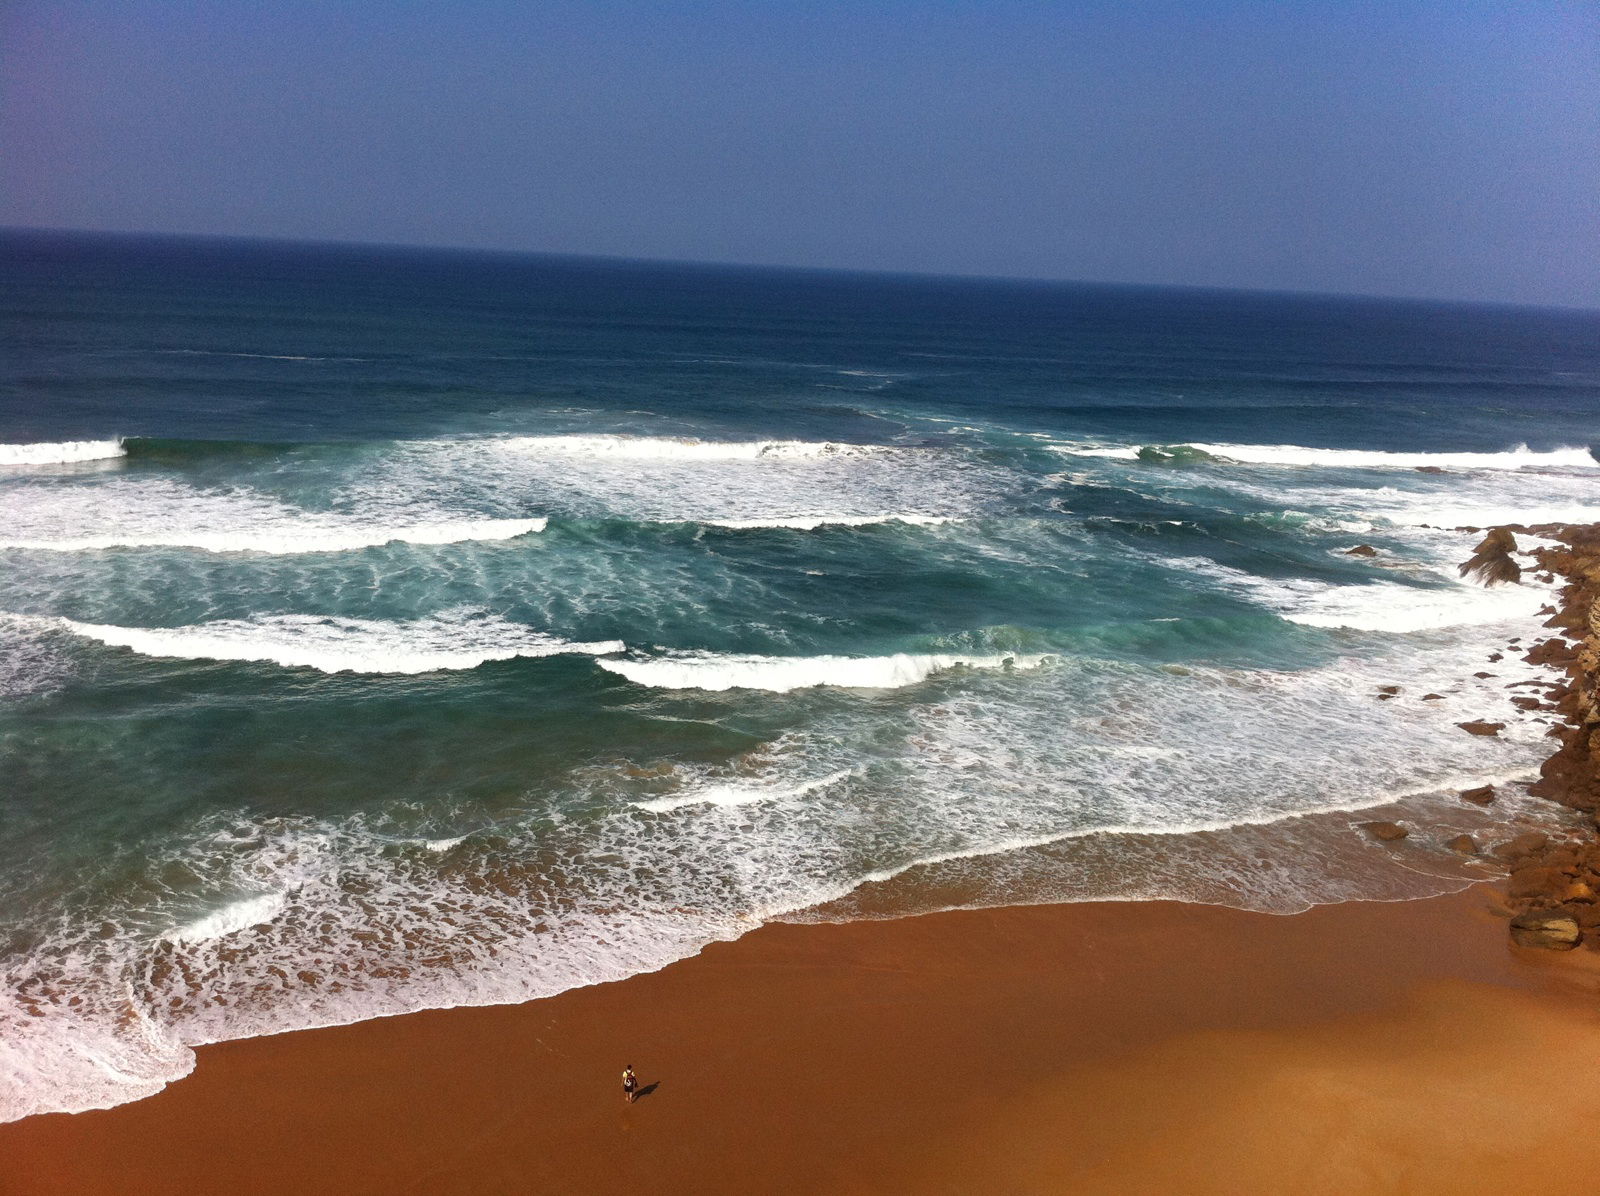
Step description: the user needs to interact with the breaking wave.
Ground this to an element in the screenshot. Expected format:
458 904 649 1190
3 517 546 555
0 439 127 467
599 651 1053 693
54 610 621 674
498 434 886 461
1065 442 1597 471
697 513 956 531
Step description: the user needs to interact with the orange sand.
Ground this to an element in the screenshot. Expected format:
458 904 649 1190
5 886 1598 1195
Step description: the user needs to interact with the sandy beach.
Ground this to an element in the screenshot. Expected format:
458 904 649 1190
6 881 1599 1196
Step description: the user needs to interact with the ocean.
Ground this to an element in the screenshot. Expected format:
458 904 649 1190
3 228 1598 1121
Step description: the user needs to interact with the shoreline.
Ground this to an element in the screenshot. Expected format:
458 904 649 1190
7 886 1600 1195
7 521 1600 1191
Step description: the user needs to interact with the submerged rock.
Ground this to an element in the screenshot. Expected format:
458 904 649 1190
1493 832 1551 862
1459 785 1496 806
1458 720 1506 737
1359 821 1409 842
1345 544 1378 557
1446 834 1479 855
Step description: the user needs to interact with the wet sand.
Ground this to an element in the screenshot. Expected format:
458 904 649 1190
7 883 1599 1195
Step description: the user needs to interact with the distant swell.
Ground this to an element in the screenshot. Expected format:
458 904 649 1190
599 651 1052 693
57 610 621 674
1068 442 1597 471
0 439 126 466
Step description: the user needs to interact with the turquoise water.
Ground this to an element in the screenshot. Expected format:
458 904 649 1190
3 230 1598 1119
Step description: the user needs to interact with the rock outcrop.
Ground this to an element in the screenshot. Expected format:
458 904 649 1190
1459 523 1600 950
1458 527 1522 586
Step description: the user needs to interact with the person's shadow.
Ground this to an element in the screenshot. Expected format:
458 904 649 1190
633 1081 661 1101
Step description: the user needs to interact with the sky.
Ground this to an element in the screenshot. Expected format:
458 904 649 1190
2 1 1596 307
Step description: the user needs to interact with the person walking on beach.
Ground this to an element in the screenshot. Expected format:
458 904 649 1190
622 1064 638 1104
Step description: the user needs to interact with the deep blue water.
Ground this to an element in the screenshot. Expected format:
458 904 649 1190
3 229 1598 1119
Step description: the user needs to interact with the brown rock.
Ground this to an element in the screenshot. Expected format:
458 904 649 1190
1507 865 1567 901
1359 821 1409 842
1458 785 1496 806
1493 832 1551 862
1558 880 1596 905
1473 672 1494 679
1376 685 1400 695
1457 721 1505 737
1345 544 1378 557
1421 693 1445 701
1445 834 1479 855
1509 910 1581 950
1458 527 1522 586
1414 465 1447 475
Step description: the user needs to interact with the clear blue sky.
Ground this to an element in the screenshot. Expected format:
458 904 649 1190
3 1 1595 306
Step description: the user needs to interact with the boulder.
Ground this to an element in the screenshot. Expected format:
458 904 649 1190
1345 544 1379 557
1509 911 1581 950
1507 865 1567 901
1493 832 1550 862
1458 785 1496 805
1457 720 1505 737
1422 693 1445 701
1445 834 1479 856
1359 821 1409 842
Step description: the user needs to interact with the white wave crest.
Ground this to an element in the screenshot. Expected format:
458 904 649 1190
58 610 623 674
1065 441 1596 471
599 651 1052 693
163 893 287 944
0 439 127 467
500 435 883 461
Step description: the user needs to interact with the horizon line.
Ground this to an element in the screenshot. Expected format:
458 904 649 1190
3 221 1596 317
